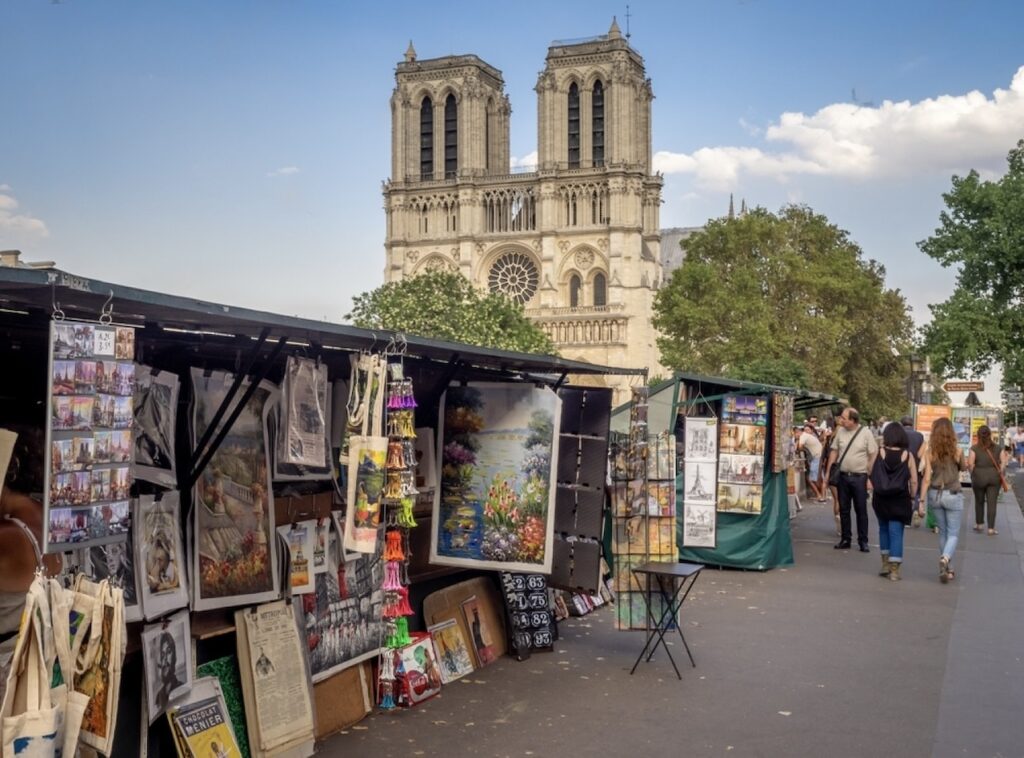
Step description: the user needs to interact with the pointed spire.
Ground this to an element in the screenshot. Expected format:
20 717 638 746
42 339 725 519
740 198 747 215
608 17 622 40
404 40 417 63
728 193 735 219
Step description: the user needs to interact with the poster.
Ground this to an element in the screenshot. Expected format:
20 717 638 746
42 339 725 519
460 594 498 666
397 635 443 705
87 525 142 623
718 454 764 485
136 492 189 620
132 366 179 488
431 383 561 573
45 319 136 551
191 369 279 611
684 417 718 461
281 356 329 468
721 394 768 426
683 461 716 503
427 618 474 683
717 483 763 515
278 521 316 595
719 423 766 455
141 609 193 723
682 502 717 548
300 535 384 682
914 403 951 435
771 393 795 472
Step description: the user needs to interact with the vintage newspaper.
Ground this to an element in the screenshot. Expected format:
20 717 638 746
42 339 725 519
236 600 315 756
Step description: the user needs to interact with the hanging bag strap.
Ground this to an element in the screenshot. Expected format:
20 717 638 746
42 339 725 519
835 426 863 473
983 446 1010 492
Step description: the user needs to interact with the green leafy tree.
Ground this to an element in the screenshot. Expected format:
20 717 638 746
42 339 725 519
919 139 1024 387
653 205 914 417
347 271 555 355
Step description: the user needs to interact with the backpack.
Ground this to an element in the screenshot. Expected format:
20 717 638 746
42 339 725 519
870 449 910 496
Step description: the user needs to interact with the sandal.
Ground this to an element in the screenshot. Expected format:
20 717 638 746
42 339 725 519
988 529 998 535
939 556 950 584
973 524 984 532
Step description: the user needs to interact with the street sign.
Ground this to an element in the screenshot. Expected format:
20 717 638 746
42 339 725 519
943 381 985 392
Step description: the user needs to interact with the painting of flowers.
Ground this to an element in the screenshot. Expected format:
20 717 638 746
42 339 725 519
430 383 560 573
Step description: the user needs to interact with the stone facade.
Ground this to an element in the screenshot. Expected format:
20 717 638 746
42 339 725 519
383 21 665 401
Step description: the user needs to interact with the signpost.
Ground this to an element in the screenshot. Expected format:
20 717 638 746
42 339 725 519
943 381 985 392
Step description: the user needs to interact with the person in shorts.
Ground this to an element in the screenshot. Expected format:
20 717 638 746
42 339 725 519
798 422 825 501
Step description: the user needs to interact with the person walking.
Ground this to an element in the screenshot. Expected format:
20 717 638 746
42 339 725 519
871 423 918 581
919 417 967 583
968 425 1004 535
827 407 878 552
1014 426 1024 467
901 416 925 526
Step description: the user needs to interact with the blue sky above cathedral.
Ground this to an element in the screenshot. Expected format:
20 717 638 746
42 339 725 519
4 0 1022 399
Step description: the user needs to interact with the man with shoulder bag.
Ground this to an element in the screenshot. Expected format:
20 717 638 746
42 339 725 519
826 407 879 552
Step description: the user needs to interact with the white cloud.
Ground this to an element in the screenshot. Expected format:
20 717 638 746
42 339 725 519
654 65 1024 190
510 150 538 169
266 166 300 178
0 186 49 239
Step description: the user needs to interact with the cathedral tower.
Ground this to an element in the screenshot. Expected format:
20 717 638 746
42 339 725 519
383 21 664 400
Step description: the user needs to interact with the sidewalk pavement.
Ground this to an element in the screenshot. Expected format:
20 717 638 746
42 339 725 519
322 486 1024 758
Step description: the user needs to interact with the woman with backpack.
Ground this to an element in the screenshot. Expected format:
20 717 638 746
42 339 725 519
871 423 918 581
920 417 967 583
968 425 1005 535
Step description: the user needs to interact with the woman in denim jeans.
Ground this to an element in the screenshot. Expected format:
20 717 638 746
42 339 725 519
919 417 967 583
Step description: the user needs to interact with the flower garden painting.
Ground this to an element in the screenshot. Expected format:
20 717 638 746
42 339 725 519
430 383 560 573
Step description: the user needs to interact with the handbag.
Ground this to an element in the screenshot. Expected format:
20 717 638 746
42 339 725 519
983 447 1011 493
828 426 863 487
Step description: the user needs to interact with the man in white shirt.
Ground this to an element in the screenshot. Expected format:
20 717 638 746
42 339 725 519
798 423 825 501
826 407 879 552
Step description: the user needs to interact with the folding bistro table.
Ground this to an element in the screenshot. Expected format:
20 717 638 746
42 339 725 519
629 561 704 679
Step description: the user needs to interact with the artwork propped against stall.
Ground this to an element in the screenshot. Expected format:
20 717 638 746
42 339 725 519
431 383 561 573
427 618 474 684
45 318 136 551
191 369 280 611
133 366 179 488
136 492 189 620
300 534 385 682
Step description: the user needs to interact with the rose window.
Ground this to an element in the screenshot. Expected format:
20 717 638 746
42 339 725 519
488 252 539 304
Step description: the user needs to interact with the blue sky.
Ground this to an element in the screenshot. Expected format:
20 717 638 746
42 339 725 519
3 0 1023 402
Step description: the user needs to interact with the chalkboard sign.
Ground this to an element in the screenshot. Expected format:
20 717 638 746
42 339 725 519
499 572 555 661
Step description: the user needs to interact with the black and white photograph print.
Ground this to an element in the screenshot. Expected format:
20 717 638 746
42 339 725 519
682 502 717 549
684 417 718 462
141 609 193 722
132 366 179 487
88 534 139 607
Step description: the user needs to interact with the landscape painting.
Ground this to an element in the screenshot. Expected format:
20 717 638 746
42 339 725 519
431 383 561 573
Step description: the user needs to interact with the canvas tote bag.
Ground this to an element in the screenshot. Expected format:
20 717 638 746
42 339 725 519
344 354 389 554
0 576 64 758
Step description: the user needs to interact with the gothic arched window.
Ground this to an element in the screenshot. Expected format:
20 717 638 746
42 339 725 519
569 275 582 307
592 80 604 167
420 97 433 180
444 94 457 179
568 83 580 168
593 272 607 306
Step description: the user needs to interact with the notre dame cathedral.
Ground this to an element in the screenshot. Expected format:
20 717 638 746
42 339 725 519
382 19 665 398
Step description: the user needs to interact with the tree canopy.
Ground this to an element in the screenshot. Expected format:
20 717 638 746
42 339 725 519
919 139 1024 388
653 204 914 417
347 270 555 355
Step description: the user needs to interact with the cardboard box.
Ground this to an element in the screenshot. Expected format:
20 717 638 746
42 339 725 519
313 661 373 738
422 577 507 668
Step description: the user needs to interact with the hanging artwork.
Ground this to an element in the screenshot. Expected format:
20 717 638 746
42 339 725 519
191 369 279 611
771 393 795 473
721 394 768 426
86 524 142 623
45 319 136 550
277 521 316 595
141 609 193 723
136 491 189 620
132 366 179 488
718 454 764 485
719 423 767 455
300 533 384 682
280 356 329 469
682 502 717 548
683 461 716 504
684 417 718 462
717 483 764 515
431 383 561 573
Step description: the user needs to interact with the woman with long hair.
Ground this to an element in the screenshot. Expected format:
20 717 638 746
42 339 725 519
872 422 918 581
968 425 1003 535
919 417 967 583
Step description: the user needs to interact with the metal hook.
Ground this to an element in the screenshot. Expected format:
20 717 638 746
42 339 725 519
99 290 114 326
50 280 65 321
